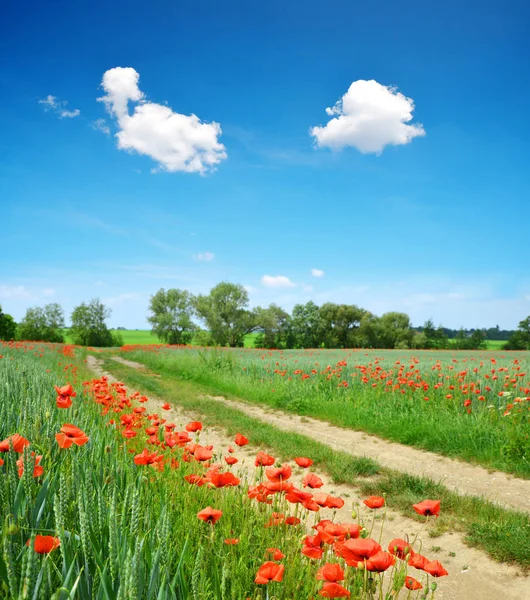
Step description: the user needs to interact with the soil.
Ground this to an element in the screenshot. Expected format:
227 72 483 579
85 355 530 600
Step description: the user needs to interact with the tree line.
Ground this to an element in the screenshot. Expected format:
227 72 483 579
1 282 529 350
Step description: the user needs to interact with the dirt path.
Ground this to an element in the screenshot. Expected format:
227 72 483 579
88 355 530 600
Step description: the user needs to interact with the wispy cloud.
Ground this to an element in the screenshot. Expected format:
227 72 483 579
38 95 80 119
193 252 215 262
91 118 110 135
311 268 324 277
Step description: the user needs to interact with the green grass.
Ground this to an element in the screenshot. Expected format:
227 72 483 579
100 355 530 571
116 345 530 478
62 328 158 345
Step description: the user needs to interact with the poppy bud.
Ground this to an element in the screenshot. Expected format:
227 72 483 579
45 411 51 419
351 508 357 519
431 582 438 592
8 524 19 535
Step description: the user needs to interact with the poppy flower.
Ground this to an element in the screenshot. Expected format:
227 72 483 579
225 456 238 465
134 448 164 467
197 506 222 524
317 563 345 582
266 547 285 560
295 457 313 468
0 458 4 466
255 451 275 467
302 472 324 489
319 582 351 598
55 424 89 449
363 496 385 509
186 421 203 432
266 464 292 482
336 538 382 565
361 551 395 572
235 433 248 446
185 474 206 486
255 561 284 584
405 576 422 590
224 538 239 545
0 434 30 453
209 472 240 488
412 500 440 517
194 446 214 462
423 560 448 577
27 535 60 554
388 538 414 560
16 453 44 478
161 403 171 410
408 554 429 570
285 516 301 526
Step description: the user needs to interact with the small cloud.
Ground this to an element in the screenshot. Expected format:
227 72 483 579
42 288 56 297
92 118 110 135
244 285 255 293
98 66 226 174
103 292 139 306
39 95 80 119
261 275 296 289
0 285 31 300
311 268 324 277
193 252 215 262
310 79 425 154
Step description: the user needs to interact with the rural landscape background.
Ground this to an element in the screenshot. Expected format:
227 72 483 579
2 0 530 598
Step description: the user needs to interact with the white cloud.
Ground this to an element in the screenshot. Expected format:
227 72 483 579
92 118 110 135
103 292 140 306
311 268 324 277
310 79 425 153
244 285 255 293
193 252 215 262
42 288 56 297
39 95 80 119
0 285 31 300
261 275 296 289
98 67 227 174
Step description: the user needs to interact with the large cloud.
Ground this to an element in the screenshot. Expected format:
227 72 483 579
310 79 425 153
98 67 227 174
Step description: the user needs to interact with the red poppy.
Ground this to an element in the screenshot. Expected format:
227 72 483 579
388 538 414 560
302 472 324 489
185 474 206 486
423 560 448 577
317 563 345 582
285 516 301 526
186 421 203 432
255 451 275 467
405 576 422 590
0 434 30 453
266 547 285 560
133 448 164 467
16 453 44 478
295 457 313 468
235 433 249 446
197 506 222 524
161 403 171 410
266 463 292 482
27 535 60 554
408 554 429 570
336 538 382 565
209 472 240 488
319 582 351 598
194 446 214 461
224 538 239 545
255 561 284 584
361 551 395 572
55 424 89 449
412 500 440 517
225 456 238 465
363 496 385 509
55 384 76 409
0 458 4 466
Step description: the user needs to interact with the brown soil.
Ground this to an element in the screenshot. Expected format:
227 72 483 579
85 355 530 600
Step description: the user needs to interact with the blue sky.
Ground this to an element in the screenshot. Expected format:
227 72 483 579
1 0 529 329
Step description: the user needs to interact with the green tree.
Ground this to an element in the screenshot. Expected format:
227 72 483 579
70 299 121 347
290 301 325 348
504 316 530 350
0 305 17 340
319 303 366 348
17 303 65 342
420 318 449 349
375 312 414 349
254 304 292 349
195 282 257 347
147 288 196 344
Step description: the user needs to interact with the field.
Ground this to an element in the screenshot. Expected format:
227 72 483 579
2 341 530 600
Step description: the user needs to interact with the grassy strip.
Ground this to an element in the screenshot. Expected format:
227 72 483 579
101 356 530 571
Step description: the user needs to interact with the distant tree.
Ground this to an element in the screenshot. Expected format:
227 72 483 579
70 299 121 347
0 305 17 341
254 304 292 348
290 301 325 348
195 282 257 347
375 312 414 349
147 288 196 344
504 316 530 350
319 303 366 348
17 303 65 342
419 319 449 349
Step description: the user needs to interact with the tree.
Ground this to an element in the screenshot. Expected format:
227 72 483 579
17 303 65 342
254 304 292 348
290 301 325 348
419 319 449 349
504 316 530 350
319 303 366 348
70 299 121 347
195 282 257 347
375 312 414 349
0 305 17 340
147 288 196 344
